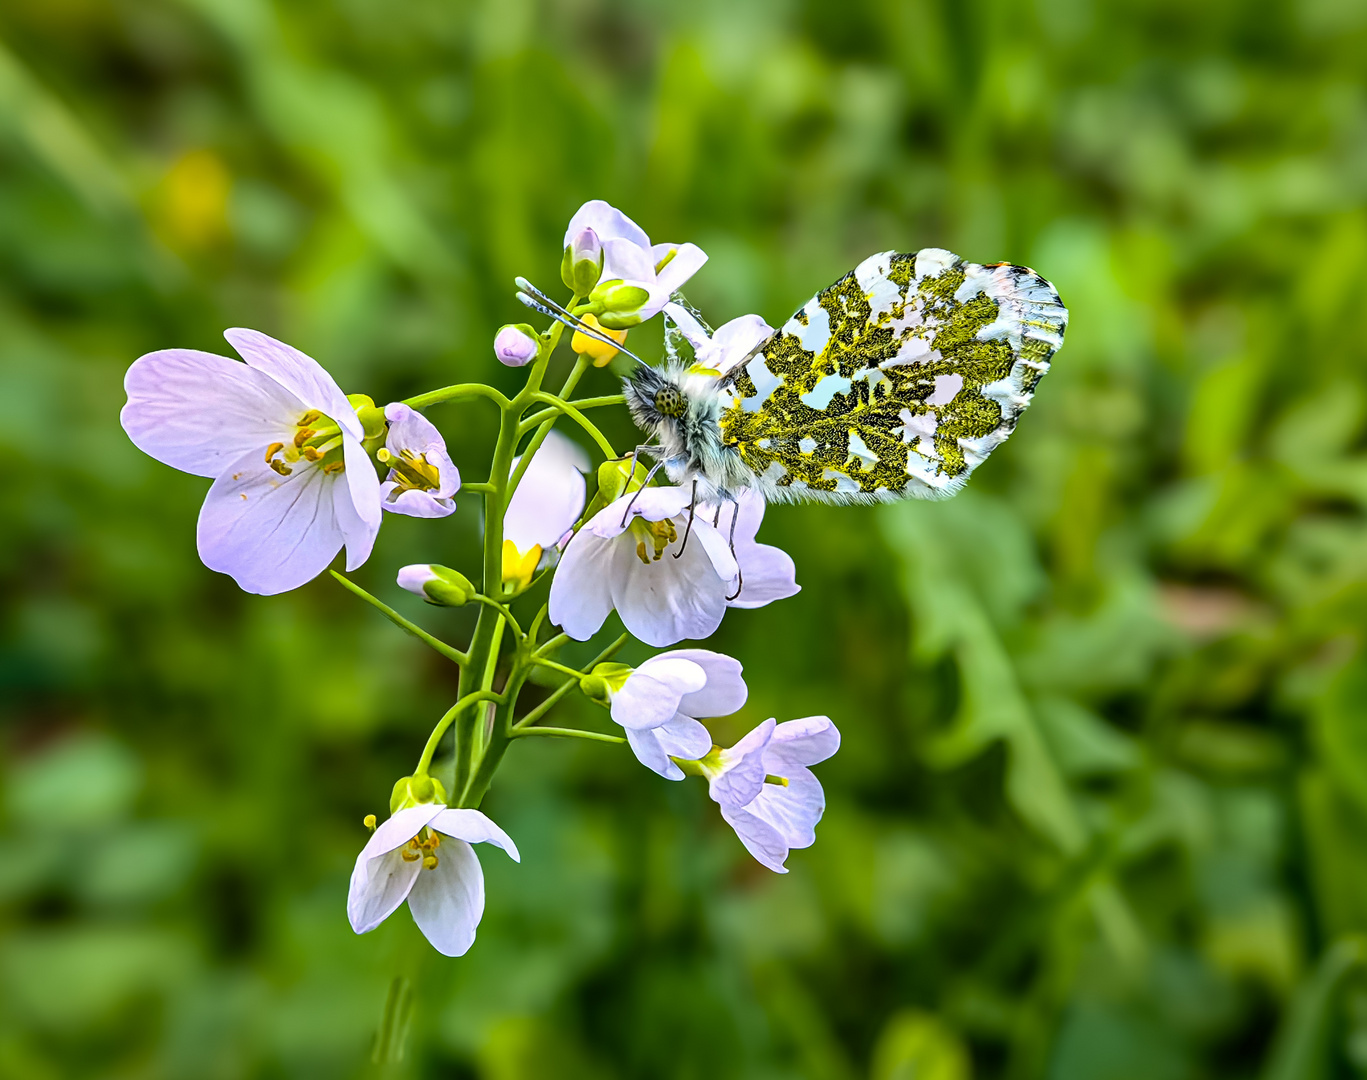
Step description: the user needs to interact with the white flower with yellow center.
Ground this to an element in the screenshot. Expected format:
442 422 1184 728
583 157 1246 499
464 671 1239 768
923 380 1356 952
347 800 520 958
548 487 798 647
700 716 840 873
583 649 747 779
120 328 381 595
378 403 459 518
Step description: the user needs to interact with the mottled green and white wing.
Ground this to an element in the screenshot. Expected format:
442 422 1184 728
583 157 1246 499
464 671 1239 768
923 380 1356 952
717 248 1067 502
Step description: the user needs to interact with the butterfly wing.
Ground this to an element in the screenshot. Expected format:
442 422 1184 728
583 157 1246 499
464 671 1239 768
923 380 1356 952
717 248 1067 502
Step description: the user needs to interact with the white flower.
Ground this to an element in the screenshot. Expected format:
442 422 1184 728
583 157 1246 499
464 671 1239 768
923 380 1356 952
378 403 459 518
549 486 798 646
502 430 589 590
663 302 774 375
347 802 519 957
120 328 381 595
702 717 840 873
598 649 747 780
563 200 707 326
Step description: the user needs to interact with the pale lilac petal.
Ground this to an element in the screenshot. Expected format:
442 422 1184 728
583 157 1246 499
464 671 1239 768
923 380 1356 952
666 650 748 718
705 315 773 369
765 716 841 768
381 485 456 519
693 520 740 583
651 242 708 298
224 329 361 440
548 530 616 640
747 768 825 850
564 200 651 252
719 804 791 873
383 404 460 499
625 727 682 780
584 487 694 539
430 809 520 861
612 659 707 730
728 542 799 609
663 302 713 352
340 437 382 567
608 530 728 647
196 448 343 595
653 714 712 761
122 349 304 478
506 431 588 552
599 237 656 285
406 839 484 957
709 718 774 812
358 804 446 862
347 847 421 933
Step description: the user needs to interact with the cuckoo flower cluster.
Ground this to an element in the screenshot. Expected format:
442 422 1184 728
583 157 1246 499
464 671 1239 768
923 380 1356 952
120 200 839 958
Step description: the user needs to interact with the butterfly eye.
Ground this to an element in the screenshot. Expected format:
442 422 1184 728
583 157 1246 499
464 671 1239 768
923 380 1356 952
653 386 685 418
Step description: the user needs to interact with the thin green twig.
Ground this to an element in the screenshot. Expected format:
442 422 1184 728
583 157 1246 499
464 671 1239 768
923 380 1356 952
330 571 468 666
509 726 625 744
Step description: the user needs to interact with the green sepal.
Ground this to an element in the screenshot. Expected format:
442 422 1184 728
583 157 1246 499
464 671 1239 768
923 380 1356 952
420 566 476 607
348 393 388 441
390 772 450 814
562 244 604 296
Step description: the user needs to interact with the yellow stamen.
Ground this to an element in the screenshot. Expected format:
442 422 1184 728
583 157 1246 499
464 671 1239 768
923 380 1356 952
422 855 438 870
269 459 292 476
363 814 377 830
298 410 321 426
293 427 315 448
323 461 345 474
264 442 284 463
401 849 421 862
301 446 323 461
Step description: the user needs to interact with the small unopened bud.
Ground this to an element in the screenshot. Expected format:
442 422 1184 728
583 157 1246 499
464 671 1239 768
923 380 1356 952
389 772 450 814
397 564 476 606
494 323 539 367
582 662 633 704
571 313 629 367
561 227 604 295
589 280 650 329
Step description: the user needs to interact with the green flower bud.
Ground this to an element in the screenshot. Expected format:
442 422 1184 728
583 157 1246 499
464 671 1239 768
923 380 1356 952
389 772 450 814
561 228 604 295
589 280 650 329
397 564 476 607
348 393 388 442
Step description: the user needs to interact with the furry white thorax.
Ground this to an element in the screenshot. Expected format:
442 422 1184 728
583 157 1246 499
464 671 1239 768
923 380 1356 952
622 362 757 504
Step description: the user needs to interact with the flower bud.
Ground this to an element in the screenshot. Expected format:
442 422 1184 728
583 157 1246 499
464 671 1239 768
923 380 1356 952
560 227 604 295
397 564 476 607
589 280 650 329
579 662 632 704
390 772 449 814
571 313 629 368
494 324 539 367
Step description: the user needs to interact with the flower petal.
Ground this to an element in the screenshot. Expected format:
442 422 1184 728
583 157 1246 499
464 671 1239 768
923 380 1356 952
196 447 344 595
121 349 302 478
340 437 382 568
383 404 460 499
665 649 748 718
547 529 616 640
719 804 790 874
406 838 484 957
662 302 713 352
728 542 799 609
653 714 712 761
764 716 841 768
584 487 693 538
652 242 707 298
608 529 728 647
612 659 706 730
709 718 775 811
747 768 825 850
564 200 651 252
358 803 446 863
224 328 361 441
624 726 682 780
347 847 421 933
430 808 520 862
506 430 587 552
600 237 656 285
381 485 456 519
693 519 740 583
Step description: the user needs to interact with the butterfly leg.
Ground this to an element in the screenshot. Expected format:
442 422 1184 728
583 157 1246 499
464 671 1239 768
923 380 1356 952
724 500 744 601
672 479 699 559
620 456 665 525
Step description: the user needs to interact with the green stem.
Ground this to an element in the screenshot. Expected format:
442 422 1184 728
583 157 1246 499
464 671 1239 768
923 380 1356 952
462 482 495 495
471 595 524 640
507 355 590 502
415 689 503 775
518 394 626 434
403 383 510 410
527 392 617 457
510 727 625 744
531 657 586 680
330 571 468 666
513 633 629 730
534 632 570 658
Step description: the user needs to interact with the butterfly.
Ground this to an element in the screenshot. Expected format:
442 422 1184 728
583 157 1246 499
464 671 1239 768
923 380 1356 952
519 247 1067 507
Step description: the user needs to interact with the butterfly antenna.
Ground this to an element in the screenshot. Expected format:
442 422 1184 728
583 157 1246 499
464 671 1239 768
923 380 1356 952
514 278 649 367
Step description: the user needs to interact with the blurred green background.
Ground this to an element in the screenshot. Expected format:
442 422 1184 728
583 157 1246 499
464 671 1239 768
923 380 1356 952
3 0 1367 1076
